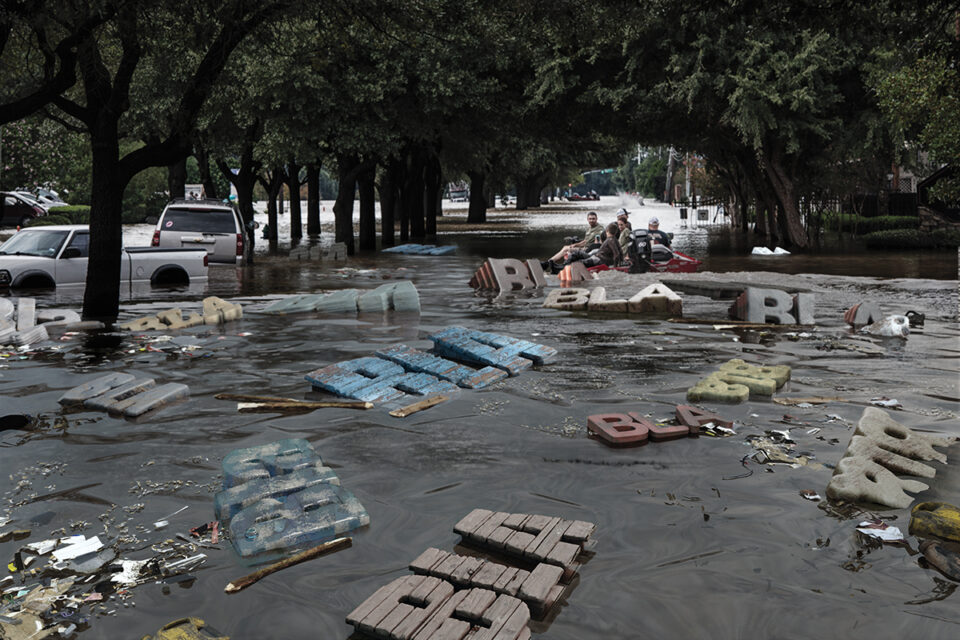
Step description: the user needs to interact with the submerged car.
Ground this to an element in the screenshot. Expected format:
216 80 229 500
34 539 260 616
0 225 208 288
1 192 47 227
152 199 246 264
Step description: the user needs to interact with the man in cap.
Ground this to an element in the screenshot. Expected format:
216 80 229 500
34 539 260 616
647 216 671 247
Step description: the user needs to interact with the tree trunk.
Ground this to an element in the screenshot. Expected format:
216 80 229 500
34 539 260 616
424 152 441 237
378 157 399 247
515 177 543 209
763 147 808 248
167 157 186 200
358 162 376 251
258 167 284 251
334 155 358 255
467 170 487 223
82 124 124 322
402 147 426 240
306 162 320 236
217 154 258 264
286 162 302 240
195 142 217 199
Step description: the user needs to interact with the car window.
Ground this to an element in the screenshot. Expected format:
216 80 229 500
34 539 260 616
4 196 16 207
0 229 70 257
160 207 237 233
65 232 90 257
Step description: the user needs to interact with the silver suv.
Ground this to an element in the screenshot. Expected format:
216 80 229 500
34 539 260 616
152 199 245 264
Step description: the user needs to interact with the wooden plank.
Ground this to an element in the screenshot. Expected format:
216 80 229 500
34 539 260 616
450 556 484 585
389 394 449 418
485 525 514 549
216 393 372 409
561 520 595 543
501 513 528 529
393 580 454 640
431 618 471 640
527 521 571 562
472 561 506 590
517 564 563 606
410 547 448 574
408 576 447 606
347 577 409 626
544 541 579 569
377 603 415 638
520 514 552 533
502 530 537 557
515 628 531 640
410 590 470 640
454 509 494 537
454 588 497 619
357 575 428 636
520 517 561 557
473 596 525 640
544 584 565 612
433 552 467 579
492 567 519 592
489 603 530 640
472 512 510 542
501 569 529 597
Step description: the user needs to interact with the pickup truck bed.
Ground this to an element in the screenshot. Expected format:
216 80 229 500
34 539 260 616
0 225 209 288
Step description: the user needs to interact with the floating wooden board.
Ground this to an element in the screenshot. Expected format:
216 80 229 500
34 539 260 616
347 576 529 640
453 509 595 582
409 548 564 617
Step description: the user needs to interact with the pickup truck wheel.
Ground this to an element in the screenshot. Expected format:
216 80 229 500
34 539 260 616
15 273 55 288
151 267 189 286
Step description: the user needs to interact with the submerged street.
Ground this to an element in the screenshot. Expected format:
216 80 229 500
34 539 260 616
1 198 958 638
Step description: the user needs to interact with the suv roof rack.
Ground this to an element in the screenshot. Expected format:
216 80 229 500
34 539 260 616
167 197 232 206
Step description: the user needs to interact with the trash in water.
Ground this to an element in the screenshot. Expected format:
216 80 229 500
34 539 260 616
140 617 230 639
51 535 104 561
861 314 909 338
909 502 960 543
870 397 902 410
918 539 960 582
153 505 189 531
800 490 822 501
904 310 925 328
856 519 904 542
700 422 736 437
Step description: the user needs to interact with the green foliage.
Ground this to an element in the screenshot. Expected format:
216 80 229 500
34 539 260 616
23 206 90 227
876 55 960 200
0 116 91 201
862 228 960 249
841 215 917 234
25 215 70 226
122 166 167 224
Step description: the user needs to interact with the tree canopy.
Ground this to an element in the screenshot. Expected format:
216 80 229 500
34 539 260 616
0 0 954 318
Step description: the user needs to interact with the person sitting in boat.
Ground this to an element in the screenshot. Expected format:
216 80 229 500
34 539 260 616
647 216 671 247
617 217 633 257
562 222 623 268
547 211 602 263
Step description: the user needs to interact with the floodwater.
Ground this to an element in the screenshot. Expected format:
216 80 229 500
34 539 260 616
1 196 959 639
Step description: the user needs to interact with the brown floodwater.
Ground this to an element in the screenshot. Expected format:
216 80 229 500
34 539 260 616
1 200 959 639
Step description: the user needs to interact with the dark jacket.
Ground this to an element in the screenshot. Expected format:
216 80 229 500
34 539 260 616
594 236 623 266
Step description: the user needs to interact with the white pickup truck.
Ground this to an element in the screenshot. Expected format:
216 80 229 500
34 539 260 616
0 225 208 288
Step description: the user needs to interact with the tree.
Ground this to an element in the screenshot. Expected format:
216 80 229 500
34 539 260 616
38 0 295 320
